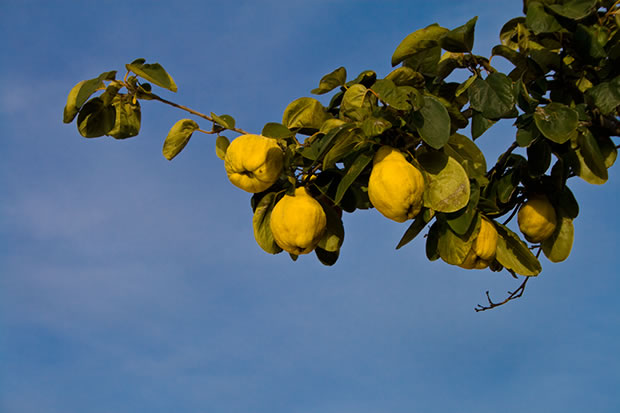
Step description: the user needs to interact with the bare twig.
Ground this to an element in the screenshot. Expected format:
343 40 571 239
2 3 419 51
475 276 530 312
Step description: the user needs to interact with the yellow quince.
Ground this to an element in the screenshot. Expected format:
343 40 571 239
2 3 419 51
270 187 327 255
368 146 425 223
224 134 284 193
458 218 498 270
518 195 557 243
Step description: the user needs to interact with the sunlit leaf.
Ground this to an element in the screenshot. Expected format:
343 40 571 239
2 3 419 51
311 67 347 95
126 59 177 92
215 135 230 160
418 150 471 213
391 23 449 66
283 97 327 131
495 223 541 276
107 95 141 139
440 16 477 52
542 217 574 263
262 122 295 139
162 119 199 160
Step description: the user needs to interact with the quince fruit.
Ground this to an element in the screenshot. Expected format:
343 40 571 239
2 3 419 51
270 187 327 255
224 134 284 193
368 146 425 223
458 218 498 270
518 195 557 243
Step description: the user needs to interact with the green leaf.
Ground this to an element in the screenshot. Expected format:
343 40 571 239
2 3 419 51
252 193 283 255
391 23 449 66
574 24 608 60
468 73 515 119
395 213 428 250
77 97 116 138
436 52 467 81
311 66 346 95
598 136 618 169
533 103 578 144
162 119 199 160
542 217 574 263
126 60 177 92
261 122 295 139
443 133 487 180
526 138 552 176
437 219 478 265
499 17 526 50
315 247 339 266
418 150 471 213
425 221 441 261
360 117 392 138
585 75 620 115
403 46 442 77
371 79 411 110
412 96 451 149
385 67 425 87
446 182 480 235
210 113 235 129
215 135 230 160
317 204 345 252
495 223 542 276
346 70 377 88
334 150 373 205
455 74 478 97
471 111 496 139
107 95 141 139
516 127 535 147
577 129 608 182
322 128 362 169
525 1 562 34
548 0 596 20
440 16 477 52
283 97 327 132
339 84 376 122
63 71 116 123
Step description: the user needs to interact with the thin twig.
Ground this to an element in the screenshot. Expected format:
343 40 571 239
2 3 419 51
475 276 530 312
486 141 519 178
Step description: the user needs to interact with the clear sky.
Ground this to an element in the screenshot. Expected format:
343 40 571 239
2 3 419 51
1 1 619 412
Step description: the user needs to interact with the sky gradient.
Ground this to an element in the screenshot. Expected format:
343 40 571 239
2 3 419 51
1 1 619 412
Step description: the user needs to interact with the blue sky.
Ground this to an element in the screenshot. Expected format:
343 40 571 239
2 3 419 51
1 1 619 412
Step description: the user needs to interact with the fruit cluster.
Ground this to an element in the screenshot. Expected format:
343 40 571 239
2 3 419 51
222 134 560 271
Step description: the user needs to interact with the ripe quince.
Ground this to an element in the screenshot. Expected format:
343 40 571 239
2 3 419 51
518 195 557 243
458 218 498 270
224 134 284 193
270 187 327 255
368 146 425 223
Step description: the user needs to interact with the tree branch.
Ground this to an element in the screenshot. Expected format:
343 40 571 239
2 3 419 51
149 93 250 135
